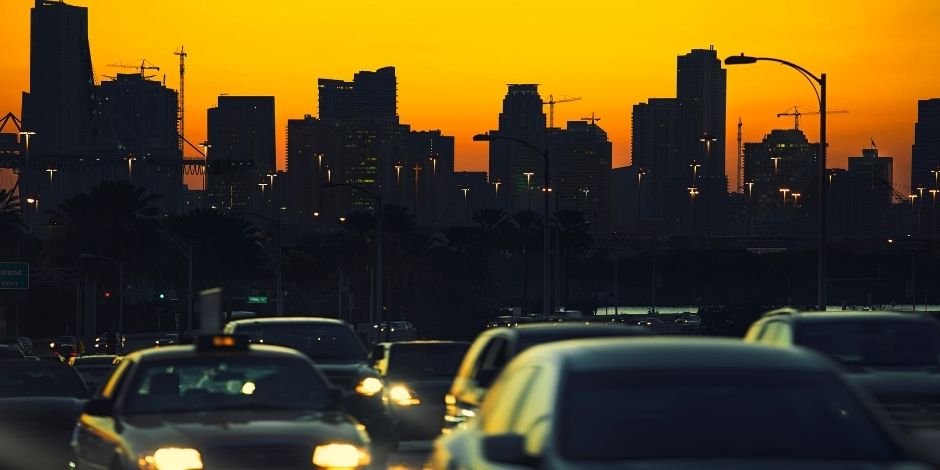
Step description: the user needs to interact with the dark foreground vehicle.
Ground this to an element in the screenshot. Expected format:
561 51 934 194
70 335 371 470
69 355 122 394
430 338 933 470
0 360 90 470
373 341 470 441
224 317 395 461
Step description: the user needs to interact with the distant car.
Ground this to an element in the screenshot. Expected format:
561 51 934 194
92 332 125 353
635 316 664 328
224 317 395 462
50 335 78 357
0 360 90 470
1 336 34 356
372 341 470 441
745 309 940 437
444 323 651 431
70 335 371 470
674 314 702 329
153 333 179 347
68 355 122 394
0 344 26 359
429 338 932 470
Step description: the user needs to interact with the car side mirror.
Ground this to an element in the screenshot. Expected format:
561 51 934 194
482 433 536 466
83 398 114 417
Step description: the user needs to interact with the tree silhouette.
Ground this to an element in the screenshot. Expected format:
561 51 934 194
512 210 542 314
555 209 593 302
0 188 24 255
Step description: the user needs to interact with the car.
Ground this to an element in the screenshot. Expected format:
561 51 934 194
0 344 26 359
50 335 79 358
674 313 702 329
745 309 940 436
372 341 470 441
68 355 123 394
635 316 665 327
224 317 396 460
444 323 650 431
153 333 179 347
428 337 932 470
70 335 372 470
0 359 91 470
92 332 126 353
1 336 34 356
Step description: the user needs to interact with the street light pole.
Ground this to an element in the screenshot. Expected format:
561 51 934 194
474 133 552 316
726 53 827 311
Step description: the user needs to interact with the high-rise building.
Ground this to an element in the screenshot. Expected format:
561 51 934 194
453 171 488 223
94 73 183 212
487 84 547 214
21 0 94 158
318 67 397 125
631 98 677 231
912 99 940 190
403 130 455 225
743 129 819 235
206 96 275 211
676 48 728 235
286 115 340 227
848 146 893 236
550 120 612 233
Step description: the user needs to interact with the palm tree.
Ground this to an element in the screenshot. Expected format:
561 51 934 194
472 208 512 256
0 188 24 251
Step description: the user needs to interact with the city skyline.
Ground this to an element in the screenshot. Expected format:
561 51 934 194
1 0 939 190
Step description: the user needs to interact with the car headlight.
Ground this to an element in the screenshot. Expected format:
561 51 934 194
354 377 383 396
138 447 203 470
389 384 421 406
312 443 370 468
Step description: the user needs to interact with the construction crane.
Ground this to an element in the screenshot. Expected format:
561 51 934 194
107 59 160 79
736 117 743 193
580 112 601 125
777 105 848 130
174 46 187 153
542 94 581 128
882 180 912 205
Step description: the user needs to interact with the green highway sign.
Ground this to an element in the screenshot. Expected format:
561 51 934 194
247 296 268 304
0 263 28 290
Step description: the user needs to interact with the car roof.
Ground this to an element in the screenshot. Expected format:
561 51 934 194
380 340 469 346
226 316 347 327
493 323 650 338
519 337 837 373
123 343 310 363
73 355 120 364
774 311 937 324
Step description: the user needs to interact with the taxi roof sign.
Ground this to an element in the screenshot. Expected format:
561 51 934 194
195 334 250 352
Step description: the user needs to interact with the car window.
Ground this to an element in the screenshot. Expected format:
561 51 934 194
743 320 768 342
231 322 367 362
760 322 781 344
386 343 469 379
796 320 940 367
473 337 508 388
775 322 793 346
480 365 539 434
123 357 331 414
0 363 89 399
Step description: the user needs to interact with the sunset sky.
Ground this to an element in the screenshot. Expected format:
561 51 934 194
1 0 939 191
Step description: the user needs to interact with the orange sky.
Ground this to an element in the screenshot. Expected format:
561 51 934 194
1 0 939 191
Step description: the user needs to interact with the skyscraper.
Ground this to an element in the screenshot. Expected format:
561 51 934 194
912 98 940 190
286 115 339 227
676 48 728 235
550 120 612 233
404 130 455 225
848 146 893 236
21 0 94 158
318 67 397 124
631 98 677 231
206 96 275 211
743 129 819 235
487 84 547 213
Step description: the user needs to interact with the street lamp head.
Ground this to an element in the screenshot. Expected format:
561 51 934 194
725 54 758 65
472 133 491 142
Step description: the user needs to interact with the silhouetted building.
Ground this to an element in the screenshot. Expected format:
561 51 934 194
318 67 397 125
848 146 893 236
487 84 547 213
610 166 640 233
676 47 728 236
550 120 612 233
454 171 488 223
206 96 275 211
743 129 818 236
94 73 182 211
631 98 677 232
912 98 940 190
21 0 94 158
402 130 455 225
286 115 339 227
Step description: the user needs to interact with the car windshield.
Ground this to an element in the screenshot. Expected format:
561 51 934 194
797 321 940 367
560 370 899 462
75 365 115 385
386 343 469 378
123 357 332 415
233 322 366 362
0 364 89 399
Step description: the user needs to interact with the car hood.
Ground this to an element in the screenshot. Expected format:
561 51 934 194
120 409 366 452
565 460 930 470
845 369 940 397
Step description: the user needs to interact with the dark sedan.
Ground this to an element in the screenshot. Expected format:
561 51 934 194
0 359 90 470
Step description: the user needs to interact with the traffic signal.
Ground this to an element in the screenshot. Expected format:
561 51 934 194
103 291 112 299
158 293 166 300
